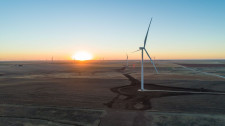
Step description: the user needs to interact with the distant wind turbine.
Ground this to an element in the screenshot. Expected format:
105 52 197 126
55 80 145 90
126 53 129 67
133 18 159 91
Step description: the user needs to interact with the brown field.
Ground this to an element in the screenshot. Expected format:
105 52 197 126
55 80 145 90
177 63 225 67
0 60 225 126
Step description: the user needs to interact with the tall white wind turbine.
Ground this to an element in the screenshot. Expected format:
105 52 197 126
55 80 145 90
131 18 225 95
135 18 159 91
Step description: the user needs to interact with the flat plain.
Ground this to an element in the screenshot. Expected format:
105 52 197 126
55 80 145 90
0 60 225 126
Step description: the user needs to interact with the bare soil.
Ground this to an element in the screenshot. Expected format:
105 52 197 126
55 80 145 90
0 60 225 126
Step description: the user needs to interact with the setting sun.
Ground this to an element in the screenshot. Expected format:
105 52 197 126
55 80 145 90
72 51 93 61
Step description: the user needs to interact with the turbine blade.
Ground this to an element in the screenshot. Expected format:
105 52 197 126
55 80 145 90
143 18 152 48
131 49 140 53
144 49 159 74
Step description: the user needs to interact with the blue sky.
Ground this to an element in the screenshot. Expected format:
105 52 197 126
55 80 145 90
0 0 225 60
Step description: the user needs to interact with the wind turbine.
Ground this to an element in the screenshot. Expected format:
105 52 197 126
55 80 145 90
129 18 225 95
126 53 129 68
134 18 159 91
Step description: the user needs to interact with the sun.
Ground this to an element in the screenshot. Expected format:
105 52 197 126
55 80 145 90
72 51 93 61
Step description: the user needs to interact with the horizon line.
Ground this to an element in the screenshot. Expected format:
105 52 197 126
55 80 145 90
0 59 225 62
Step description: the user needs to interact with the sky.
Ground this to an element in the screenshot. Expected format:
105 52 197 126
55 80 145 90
0 0 225 61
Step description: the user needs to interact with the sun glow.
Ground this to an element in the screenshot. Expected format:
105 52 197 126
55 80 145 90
72 51 93 61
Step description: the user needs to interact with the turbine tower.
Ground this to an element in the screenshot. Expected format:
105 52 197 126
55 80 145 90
135 18 159 91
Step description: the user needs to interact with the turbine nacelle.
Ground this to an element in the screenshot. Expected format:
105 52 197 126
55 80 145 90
139 47 145 50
